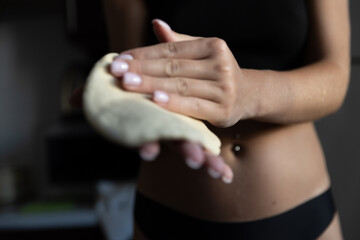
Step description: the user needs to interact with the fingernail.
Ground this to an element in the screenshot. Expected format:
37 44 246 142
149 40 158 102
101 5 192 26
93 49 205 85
154 90 169 103
222 165 234 184
117 54 133 60
123 72 142 86
208 168 221 179
139 150 157 161
111 60 129 76
152 19 171 31
186 158 202 169
222 176 233 184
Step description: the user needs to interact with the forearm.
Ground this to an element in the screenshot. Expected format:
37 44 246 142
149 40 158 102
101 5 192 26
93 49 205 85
103 0 146 52
244 59 350 124
241 0 351 124
108 0 350 128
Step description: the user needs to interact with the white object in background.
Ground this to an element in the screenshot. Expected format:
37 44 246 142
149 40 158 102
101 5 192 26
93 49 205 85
95 181 136 240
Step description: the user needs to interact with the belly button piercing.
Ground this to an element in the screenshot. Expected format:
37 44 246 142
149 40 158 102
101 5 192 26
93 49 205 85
231 144 241 155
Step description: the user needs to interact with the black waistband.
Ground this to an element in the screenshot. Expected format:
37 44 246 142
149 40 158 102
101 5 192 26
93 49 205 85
134 188 335 240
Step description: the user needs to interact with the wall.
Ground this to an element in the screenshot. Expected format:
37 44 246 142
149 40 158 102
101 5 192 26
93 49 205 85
0 1 89 195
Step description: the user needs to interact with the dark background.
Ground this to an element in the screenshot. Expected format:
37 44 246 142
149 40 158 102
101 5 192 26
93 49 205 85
0 0 359 239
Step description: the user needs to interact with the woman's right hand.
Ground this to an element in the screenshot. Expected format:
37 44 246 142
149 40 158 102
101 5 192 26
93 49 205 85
139 140 233 184
68 81 233 184
68 19 234 184
135 19 233 183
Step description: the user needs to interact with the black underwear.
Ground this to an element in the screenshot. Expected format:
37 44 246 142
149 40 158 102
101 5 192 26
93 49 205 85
134 188 335 240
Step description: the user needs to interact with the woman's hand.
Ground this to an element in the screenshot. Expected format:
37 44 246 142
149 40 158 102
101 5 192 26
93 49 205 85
69 85 233 183
109 19 239 183
111 20 256 128
139 141 233 184
70 19 235 184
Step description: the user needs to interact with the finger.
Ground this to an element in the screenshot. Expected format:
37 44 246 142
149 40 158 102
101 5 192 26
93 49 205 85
204 152 225 179
152 19 200 42
121 74 222 102
153 91 222 123
139 142 160 161
203 153 233 183
112 58 217 80
122 38 212 60
178 141 206 169
222 164 234 184
152 18 176 42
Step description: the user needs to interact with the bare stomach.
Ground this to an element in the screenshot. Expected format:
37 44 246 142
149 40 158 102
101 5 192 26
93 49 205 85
136 120 331 222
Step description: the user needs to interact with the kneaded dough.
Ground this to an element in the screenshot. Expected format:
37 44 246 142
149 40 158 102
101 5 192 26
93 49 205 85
83 53 221 155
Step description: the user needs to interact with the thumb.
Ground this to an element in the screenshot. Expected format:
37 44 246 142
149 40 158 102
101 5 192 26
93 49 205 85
152 19 199 43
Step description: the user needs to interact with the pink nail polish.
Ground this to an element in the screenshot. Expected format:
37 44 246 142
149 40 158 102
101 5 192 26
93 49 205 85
208 168 221 179
152 19 171 31
111 60 129 76
123 72 142 86
222 176 233 184
139 150 157 161
153 90 169 103
186 158 202 169
117 54 134 60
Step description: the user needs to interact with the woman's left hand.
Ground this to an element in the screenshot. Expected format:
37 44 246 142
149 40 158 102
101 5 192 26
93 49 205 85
110 21 255 128
108 19 243 183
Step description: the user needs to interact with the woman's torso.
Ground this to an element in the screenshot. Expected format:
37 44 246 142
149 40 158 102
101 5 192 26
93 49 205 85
137 0 331 222
137 121 330 222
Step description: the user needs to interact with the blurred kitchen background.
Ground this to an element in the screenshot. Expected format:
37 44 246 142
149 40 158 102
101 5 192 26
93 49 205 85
0 0 140 239
0 0 359 239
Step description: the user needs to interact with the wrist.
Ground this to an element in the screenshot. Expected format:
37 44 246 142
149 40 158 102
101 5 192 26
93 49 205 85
235 68 266 121
237 69 291 122
250 69 294 123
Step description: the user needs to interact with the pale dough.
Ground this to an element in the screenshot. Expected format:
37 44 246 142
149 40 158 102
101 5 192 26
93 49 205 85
83 53 221 155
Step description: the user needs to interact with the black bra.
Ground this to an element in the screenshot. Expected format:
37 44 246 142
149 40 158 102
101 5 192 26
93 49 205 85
144 0 309 70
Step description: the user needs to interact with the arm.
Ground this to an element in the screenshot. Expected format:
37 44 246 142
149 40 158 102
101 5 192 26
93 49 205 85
110 0 350 127
251 0 351 123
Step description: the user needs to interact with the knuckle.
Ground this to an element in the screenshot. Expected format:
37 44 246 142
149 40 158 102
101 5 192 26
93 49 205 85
208 37 228 53
214 62 232 74
165 59 179 77
193 99 202 113
163 42 178 57
176 78 189 96
212 103 235 128
221 81 235 96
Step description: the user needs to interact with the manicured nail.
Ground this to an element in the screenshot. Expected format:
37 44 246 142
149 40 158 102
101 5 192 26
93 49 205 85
185 158 202 169
111 60 129 76
222 176 233 184
152 19 171 31
208 168 221 179
123 72 142 86
153 90 169 103
117 54 133 60
139 150 157 161
222 165 233 184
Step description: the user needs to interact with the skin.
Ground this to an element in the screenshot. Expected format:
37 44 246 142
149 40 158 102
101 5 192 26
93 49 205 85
95 0 350 239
